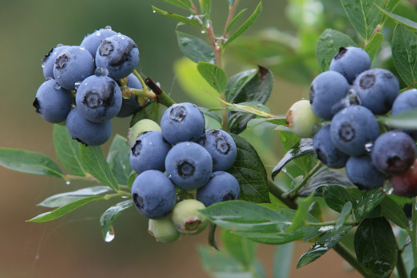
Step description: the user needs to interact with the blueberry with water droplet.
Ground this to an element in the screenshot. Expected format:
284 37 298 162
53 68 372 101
80 27 118 57
42 45 69 80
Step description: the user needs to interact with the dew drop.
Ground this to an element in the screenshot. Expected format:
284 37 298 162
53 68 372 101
152 9 156 13
364 142 373 153
95 67 109 77
105 25 112 30
66 181 71 185
105 226 115 242
74 82 81 90
41 64 45 69
54 82 61 90
96 31 101 37
201 30 206 34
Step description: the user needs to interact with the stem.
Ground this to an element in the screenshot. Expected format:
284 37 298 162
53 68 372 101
145 77 176 107
65 173 97 182
267 180 297 209
283 161 323 199
332 243 370 278
206 24 222 66
411 197 417 268
223 0 240 38
396 248 409 278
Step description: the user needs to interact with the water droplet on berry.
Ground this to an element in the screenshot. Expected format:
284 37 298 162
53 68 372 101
105 226 115 242
95 67 109 77
74 82 81 90
54 83 62 90
365 142 373 153
96 31 101 37
79 47 86 51
105 25 112 30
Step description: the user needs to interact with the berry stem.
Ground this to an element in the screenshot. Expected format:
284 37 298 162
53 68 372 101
396 248 409 278
283 161 323 199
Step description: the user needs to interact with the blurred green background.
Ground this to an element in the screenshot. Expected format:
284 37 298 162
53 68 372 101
0 0 363 277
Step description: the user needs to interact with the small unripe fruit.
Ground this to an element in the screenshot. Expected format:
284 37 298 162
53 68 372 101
286 100 321 138
127 119 161 148
171 199 208 235
148 216 181 243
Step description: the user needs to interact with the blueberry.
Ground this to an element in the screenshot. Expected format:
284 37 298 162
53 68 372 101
286 100 321 138
165 142 213 190
391 89 417 139
196 171 240 207
80 27 118 57
171 199 208 235
131 170 176 219
198 129 237 171
66 107 112 146
329 47 371 84
53 46 95 91
346 155 386 190
330 105 380 156
130 131 172 175
161 102 205 144
313 124 349 168
309 71 350 120
75 72 122 123
353 68 399 115
148 216 180 243
117 73 143 118
371 131 416 175
391 159 417 197
42 45 68 80
95 34 139 80
33 79 73 123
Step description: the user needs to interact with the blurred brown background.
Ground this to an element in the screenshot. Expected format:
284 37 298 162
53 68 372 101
0 0 361 277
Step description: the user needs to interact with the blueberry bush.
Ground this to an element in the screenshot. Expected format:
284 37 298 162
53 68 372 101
3 0 417 277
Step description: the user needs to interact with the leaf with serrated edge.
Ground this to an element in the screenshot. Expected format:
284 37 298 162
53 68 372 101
38 186 111 208
227 134 269 203
197 62 228 93
28 196 104 223
80 145 119 191
0 148 64 178
392 24 417 86
53 124 87 176
177 31 215 64
100 200 133 241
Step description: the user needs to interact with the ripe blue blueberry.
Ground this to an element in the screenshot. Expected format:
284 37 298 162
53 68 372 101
371 131 416 175
53 46 95 91
330 105 380 157
75 71 122 123
313 124 349 168
95 34 139 80
353 68 399 115
309 71 350 120
33 79 73 123
131 170 176 219
391 89 417 139
130 131 172 175
80 27 118 57
42 45 68 80
346 155 386 190
66 107 112 146
198 129 237 171
161 102 205 144
117 73 143 118
165 142 213 190
329 47 371 84
196 171 240 207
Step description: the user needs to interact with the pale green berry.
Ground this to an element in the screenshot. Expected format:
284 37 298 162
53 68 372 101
127 119 161 148
286 100 320 138
171 199 208 235
148 216 181 243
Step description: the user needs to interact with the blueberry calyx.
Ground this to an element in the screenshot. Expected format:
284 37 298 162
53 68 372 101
170 105 186 122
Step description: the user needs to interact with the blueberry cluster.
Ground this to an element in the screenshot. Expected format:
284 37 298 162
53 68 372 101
34 27 142 146
129 102 240 242
310 47 417 196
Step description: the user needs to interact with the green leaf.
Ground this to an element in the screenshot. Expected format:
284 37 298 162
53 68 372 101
127 172 136 190
246 118 286 129
335 202 353 230
287 192 315 232
107 135 132 186
316 29 357 72
199 0 211 15
298 170 355 197
152 6 203 29
376 5 417 30
130 101 160 127
0 147 64 178
38 186 111 208
297 226 353 268
228 66 274 134
273 243 294 278
225 69 257 102
340 0 385 41
27 196 104 223
380 196 410 231
379 109 417 129
53 124 87 176
227 134 270 203
163 0 192 10
80 145 119 191
411 268 417 278
355 188 386 220
392 24 417 86
197 62 228 93
271 139 315 179
354 217 398 278
323 185 357 213
176 31 215 64
224 1 262 47
364 32 384 61
100 200 133 241
221 230 257 268
226 9 247 34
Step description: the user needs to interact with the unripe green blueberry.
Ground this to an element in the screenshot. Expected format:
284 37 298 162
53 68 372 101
286 100 321 138
127 119 161 148
171 199 208 235
148 216 181 243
